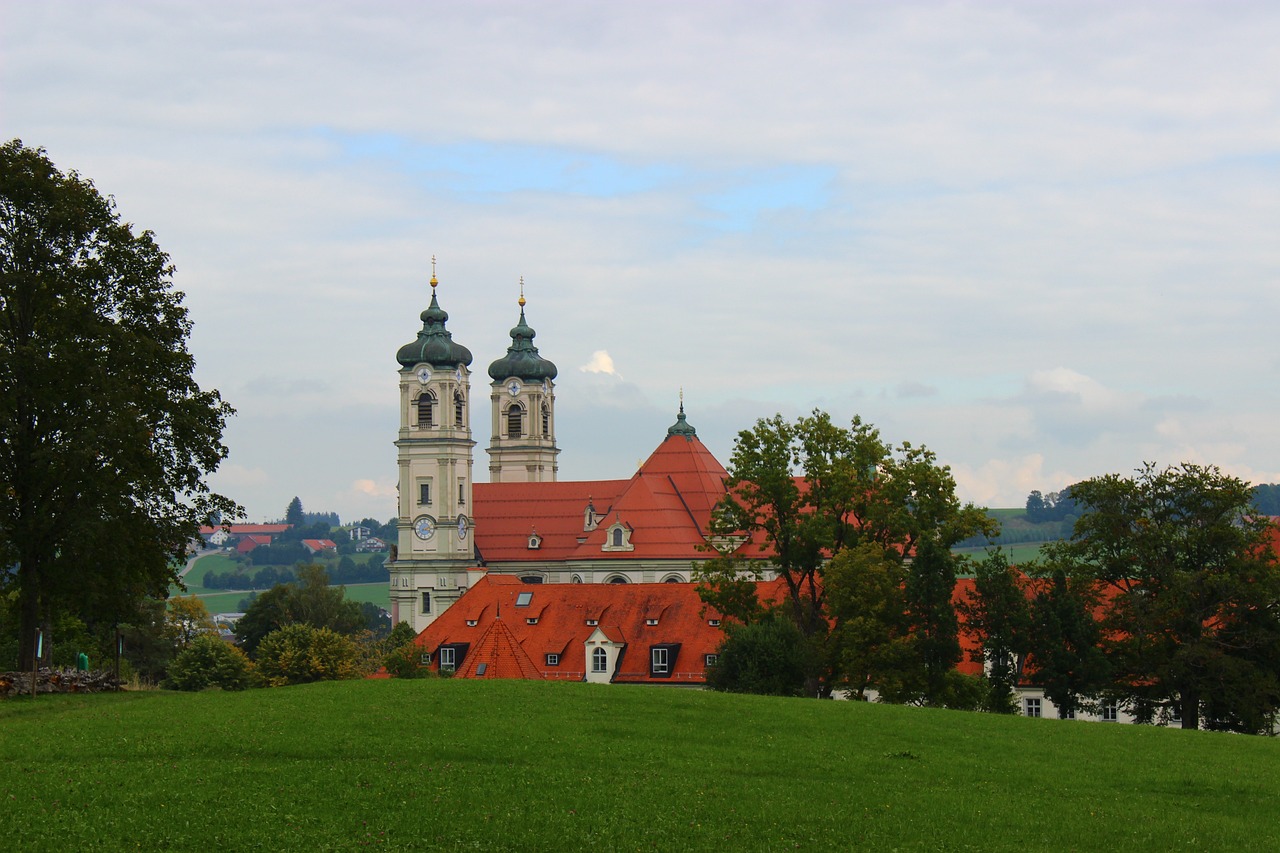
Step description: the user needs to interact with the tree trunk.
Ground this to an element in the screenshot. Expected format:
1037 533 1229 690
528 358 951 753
16 560 41 671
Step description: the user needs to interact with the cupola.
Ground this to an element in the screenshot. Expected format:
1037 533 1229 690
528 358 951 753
487 283 558 382
666 392 697 439
396 263 473 369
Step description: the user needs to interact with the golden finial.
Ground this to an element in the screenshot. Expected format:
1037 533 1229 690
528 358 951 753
518 276 526 308
430 255 438 290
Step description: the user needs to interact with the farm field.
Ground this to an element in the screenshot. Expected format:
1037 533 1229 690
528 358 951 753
3 679 1278 851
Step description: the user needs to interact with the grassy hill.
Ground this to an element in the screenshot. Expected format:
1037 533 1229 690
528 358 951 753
3 680 1278 850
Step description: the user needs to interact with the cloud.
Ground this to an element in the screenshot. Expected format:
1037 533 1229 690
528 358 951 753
580 350 621 377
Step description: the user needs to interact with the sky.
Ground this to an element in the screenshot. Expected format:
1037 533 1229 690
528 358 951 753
4 1 1278 524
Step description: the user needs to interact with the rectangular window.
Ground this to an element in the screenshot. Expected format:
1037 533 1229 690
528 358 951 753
1102 702 1119 722
419 483 431 505
420 591 431 614
546 654 559 666
651 647 669 675
526 618 538 625
705 654 718 667
458 481 465 505
439 647 456 671
707 619 721 627
419 652 430 665
476 663 487 676
1061 707 1076 720
1024 698 1042 718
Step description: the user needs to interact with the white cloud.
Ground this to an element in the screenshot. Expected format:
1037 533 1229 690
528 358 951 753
580 350 621 377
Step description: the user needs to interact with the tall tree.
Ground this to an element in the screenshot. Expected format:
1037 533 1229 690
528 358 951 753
285 496 305 527
959 550 1033 713
1048 463 1280 732
1026 567 1109 719
697 410 994 697
0 141 238 668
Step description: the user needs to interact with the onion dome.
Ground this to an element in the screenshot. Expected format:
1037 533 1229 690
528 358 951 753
666 394 697 439
487 285 558 382
396 265 473 369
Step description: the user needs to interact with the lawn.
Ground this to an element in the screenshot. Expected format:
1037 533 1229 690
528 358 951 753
2 680 1278 850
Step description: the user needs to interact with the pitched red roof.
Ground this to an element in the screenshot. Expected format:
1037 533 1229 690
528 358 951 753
302 538 338 552
456 617 544 680
472 433 732 564
235 535 272 553
413 575 727 684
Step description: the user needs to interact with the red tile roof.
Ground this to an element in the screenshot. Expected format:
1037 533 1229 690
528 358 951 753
472 432 734 564
235 535 273 553
302 538 338 552
413 575 727 684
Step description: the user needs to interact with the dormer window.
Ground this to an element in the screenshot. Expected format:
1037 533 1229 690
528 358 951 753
527 532 542 550
583 500 599 532
645 618 658 626
526 617 539 625
602 520 634 553
586 619 598 626
465 619 478 627
708 619 721 627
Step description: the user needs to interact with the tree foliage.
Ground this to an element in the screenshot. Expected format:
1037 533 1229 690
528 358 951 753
285 497 305 527
0 140 239 668
705 614 813 697
697 410 994 699
255 623 360 686
165 635 256 691
958 550 1033 713
233 564 365 657
1047 463 1280 732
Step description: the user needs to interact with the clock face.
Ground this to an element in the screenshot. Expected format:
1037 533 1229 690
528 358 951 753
455 366 464 384
416 367 432 384
457 516 468 539
413 516 435 541
507 380 521 396
542 380 550 395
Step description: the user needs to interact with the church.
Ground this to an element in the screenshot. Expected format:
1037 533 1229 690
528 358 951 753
387 268 757 632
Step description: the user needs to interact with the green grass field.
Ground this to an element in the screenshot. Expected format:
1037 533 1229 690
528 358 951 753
2 679 1278 851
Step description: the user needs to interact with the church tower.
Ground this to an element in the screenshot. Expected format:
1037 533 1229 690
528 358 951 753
487 283 560 482
390 262 476 630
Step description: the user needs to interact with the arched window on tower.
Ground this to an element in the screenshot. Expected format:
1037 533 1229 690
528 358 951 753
541 403 550 436
506 403 524 438
417 392 435 428
454 392 465 427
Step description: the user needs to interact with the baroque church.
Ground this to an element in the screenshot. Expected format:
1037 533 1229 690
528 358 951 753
388 269 751 632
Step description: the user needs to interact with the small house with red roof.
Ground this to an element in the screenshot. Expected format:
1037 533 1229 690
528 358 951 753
302 538 338 554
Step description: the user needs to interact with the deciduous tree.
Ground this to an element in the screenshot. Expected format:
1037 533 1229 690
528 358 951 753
0 140 239 668
1049 463 1280 732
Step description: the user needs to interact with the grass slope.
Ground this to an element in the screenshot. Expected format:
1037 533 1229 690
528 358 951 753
3 680 1278 851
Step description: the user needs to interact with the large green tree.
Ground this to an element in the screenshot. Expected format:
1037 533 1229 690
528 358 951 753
1048 463 1280 732
697 410 994 697
0 140 238 668
958 550 1033 713
233 565 365 657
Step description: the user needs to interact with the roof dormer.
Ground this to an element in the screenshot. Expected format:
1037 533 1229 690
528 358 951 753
602 518 634 552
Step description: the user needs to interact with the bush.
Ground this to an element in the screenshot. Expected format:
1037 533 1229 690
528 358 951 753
706 615 813 697
383 642 430 678
255 624 360 686
165 636 256 691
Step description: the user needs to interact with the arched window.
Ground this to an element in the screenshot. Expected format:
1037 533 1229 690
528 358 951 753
417 392 435 428
454 392 465 426
541 403 550 436
612 527 624 547
592 647 608 673
607 575 628 584
506 403 523 438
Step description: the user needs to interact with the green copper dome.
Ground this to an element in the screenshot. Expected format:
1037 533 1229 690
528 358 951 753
396 285 473 369
666 402 697 439
487 304 558 382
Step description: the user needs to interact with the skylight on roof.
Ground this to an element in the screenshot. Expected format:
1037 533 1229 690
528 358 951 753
476 663 488 675
516 592 533 607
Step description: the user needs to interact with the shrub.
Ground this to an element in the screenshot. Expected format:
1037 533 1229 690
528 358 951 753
383 642 431 678
706 615 813 697
256 624 360 686
165 636 256 691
